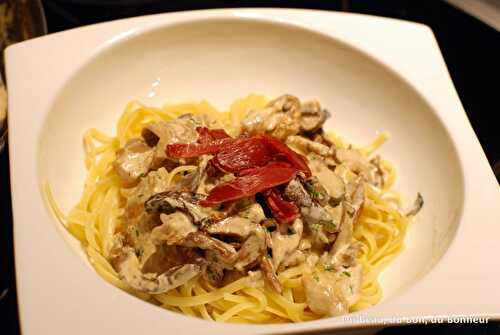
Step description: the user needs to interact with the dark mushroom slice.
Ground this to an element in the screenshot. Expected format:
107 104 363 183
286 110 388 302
180 232 237 260
311 131 335 147
203 216 256 239
144 191 209 224
150 212 198 245
260 255 282 293
202 260 225 287
405 193 424 217
117 248 201 294
299 100 330 133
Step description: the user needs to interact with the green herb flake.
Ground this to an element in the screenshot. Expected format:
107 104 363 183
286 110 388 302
324 265 334 272
323 220 337 232
313 273 320 282
342 271 351 277
310 223 322 231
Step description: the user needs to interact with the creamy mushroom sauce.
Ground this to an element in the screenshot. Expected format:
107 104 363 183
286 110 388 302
108 94 422 317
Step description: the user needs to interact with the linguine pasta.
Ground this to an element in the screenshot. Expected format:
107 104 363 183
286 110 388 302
46 94 414 323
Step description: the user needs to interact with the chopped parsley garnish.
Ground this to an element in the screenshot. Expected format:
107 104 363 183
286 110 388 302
342 271 351 277
312 273 320 282
310 223 322 231
304 183 321 198
322 220 337 232
324 265 334 272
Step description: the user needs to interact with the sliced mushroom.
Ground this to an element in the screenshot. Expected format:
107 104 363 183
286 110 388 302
299 100 329 133
144 191 209 224
204 216 255 239
260 255 282 293
177 155 211 193
330 180 364 257
268 94 301 115
302 270 349 316
150 212 198 245
301 205 336 231
236 203 266 224
140 244 202 275
405 192 424 217
121 167 170 206
240 107 274 134
325 204 344 231
142 114 205 165
281 249 306 268
286 135 330 156
303 176 330 206
203 261 225 287
344 178 365 218
234 225 266 271
284 178 313 208
308 156 346 203
323 241 362 271
180 232 237 260
336 263 363 306
270 218 303 270
302 265 361 317
117 248 200 294
114 139 155 186
368 155 385 188
312 132 334 148
333 148 371 175
241 94 301 140
284 178 339 237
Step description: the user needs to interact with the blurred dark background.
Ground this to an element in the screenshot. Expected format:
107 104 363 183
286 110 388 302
1 1 499 334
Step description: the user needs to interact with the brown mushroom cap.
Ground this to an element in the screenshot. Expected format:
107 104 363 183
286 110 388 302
299 100 329 133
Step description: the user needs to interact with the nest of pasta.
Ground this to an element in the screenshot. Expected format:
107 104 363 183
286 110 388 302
47 94 422 323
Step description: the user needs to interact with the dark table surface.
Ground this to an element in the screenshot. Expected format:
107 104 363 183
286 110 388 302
1 0 499 334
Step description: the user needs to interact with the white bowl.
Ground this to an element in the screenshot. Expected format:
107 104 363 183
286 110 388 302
6 8 500 335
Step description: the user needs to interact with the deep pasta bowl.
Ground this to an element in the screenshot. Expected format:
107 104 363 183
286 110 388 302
6 8 500 335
